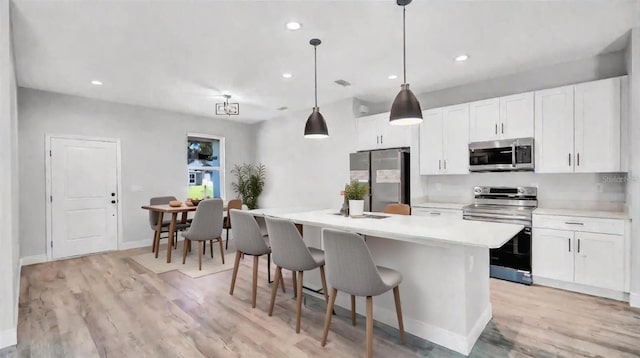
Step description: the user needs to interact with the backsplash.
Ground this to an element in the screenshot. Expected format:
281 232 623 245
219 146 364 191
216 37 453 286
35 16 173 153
420 172 628 211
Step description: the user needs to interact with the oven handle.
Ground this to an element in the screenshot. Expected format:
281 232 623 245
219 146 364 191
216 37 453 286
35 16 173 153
463 215 531 226
511 142 517 167
463 212 530 221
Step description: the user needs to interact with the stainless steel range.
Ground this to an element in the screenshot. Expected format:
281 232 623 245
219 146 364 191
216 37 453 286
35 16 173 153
463 186 538 285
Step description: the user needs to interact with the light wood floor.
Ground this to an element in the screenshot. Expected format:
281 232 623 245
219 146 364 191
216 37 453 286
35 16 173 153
2 245 640 358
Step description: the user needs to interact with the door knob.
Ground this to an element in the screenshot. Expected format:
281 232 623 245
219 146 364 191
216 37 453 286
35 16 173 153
111 193 116 197
111 200 116 204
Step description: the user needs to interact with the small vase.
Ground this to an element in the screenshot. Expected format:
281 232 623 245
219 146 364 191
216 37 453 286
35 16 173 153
349 200 364 217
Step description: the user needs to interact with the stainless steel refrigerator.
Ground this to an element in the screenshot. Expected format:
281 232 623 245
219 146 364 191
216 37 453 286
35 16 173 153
349 148 410 212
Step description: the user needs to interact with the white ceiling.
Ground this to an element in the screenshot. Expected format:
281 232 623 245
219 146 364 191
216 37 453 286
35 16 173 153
11 0 639 123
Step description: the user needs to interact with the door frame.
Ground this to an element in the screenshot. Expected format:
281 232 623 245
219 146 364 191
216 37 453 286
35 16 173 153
45 134 123 261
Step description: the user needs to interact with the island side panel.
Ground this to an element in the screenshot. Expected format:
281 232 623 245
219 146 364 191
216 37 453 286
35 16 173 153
463 245 492 354
301 225 323 291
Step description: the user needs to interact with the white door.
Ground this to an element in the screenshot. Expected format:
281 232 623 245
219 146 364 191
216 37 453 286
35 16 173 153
469 98 499 142
419 108 444 175
50 137 119 259
532 228 574 282
574 232 624 291
574 77 621 173
534 86 575 173
442 104 470 174
500 92 534 139
357 114 381 151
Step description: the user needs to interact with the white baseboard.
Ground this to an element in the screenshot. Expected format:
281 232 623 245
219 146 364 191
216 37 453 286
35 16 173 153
119 239 152 250
630 292 640 308
534 276 629 302
19 254 48 266
465 305 492 354
0 328 17 350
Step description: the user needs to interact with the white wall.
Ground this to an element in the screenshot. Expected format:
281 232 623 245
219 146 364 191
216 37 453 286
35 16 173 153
627 27 640 306
0 0 19 348
255 99 357 209
18 88 256 257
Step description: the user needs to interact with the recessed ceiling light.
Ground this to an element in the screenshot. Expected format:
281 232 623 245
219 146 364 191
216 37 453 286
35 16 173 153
388 74 398 80
286 21 302 31
454 54 469 62
282 73 293 79
91 80 103 86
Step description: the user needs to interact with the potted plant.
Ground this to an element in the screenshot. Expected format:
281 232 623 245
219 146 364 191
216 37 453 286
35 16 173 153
231 163 266 210
344 180 368 217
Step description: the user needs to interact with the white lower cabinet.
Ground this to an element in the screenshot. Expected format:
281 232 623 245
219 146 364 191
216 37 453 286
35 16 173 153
532 214 628 296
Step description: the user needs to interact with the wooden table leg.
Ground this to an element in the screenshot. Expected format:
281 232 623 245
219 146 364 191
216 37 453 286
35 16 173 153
181 212 188 224
166 212 178 263
154 212 164 258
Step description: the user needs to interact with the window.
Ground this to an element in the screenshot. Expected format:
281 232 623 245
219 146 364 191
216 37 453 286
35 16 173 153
187 134 224 199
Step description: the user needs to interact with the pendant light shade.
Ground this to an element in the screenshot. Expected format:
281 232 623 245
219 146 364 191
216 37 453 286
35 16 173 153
390 0 423 125
304 38 329 138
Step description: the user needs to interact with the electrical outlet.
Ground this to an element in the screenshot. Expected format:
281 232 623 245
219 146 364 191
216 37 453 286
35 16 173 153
435 183 442 191
596 183 603 193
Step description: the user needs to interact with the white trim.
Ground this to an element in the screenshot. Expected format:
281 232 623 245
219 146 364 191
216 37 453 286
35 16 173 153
119 239 153 251
45 134 123 260
20 255 48 266
533 276 629 302
0 328 17 349
465 305 492 355
187 132 226 200
630 292 640 308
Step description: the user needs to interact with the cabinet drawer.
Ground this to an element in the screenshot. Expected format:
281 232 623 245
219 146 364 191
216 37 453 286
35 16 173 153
532 214 624 235
412 208 462 219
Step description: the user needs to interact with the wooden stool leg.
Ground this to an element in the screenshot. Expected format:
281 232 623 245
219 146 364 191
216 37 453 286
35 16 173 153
351 295 357 326
292 271 297 299
295 271 304 333
366 296 373 358
252 256 259 308
268 266 282 316
280 272 286 293
393 286 406 344
217 238 225 264
321 288 338 347
198 241 203 270
229 251 241 295
319 266 329 302
182 239 189 264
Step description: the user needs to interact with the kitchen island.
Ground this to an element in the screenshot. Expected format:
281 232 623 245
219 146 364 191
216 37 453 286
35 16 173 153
249 208 523 356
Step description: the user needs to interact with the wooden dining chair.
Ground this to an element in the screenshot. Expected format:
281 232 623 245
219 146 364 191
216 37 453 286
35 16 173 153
224 199 243 250
383 203 411 216
149 196 189 256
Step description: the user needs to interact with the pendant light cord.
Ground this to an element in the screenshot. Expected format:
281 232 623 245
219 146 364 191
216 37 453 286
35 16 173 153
403 5 407 84
314 44 318 107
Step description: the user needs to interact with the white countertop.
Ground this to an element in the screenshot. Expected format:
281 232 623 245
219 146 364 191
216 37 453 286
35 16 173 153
411 202 467 210
249 208 523 249
534 207 632 220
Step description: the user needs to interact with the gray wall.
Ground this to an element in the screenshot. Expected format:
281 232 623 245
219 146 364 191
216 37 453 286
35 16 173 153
0 0 19 348
18 88 256 257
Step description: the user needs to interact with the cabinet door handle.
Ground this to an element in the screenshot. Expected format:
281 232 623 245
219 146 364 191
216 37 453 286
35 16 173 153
495 124 498 135
501 123 504 134
568 153 571 166
443 160 447 170
577 239 581 253
376 136 379 144
577 153 580 166
429 212 441 216
438 160 441 170
381 135 383 144
568 238 571 252
565 221 584 225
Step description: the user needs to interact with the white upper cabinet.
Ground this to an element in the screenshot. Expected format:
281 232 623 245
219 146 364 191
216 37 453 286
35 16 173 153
419 109 444 175
357 112 411 151
534 85 575 173
500 92 534 139
574 77 621 173
419 104 469 175
535 77 624 174
469 92 534 142
469 98 499 142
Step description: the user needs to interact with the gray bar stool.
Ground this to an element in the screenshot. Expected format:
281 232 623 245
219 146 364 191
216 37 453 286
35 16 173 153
320 228 406 358
229 209 285 308
181 199 224 270
265 216 329 334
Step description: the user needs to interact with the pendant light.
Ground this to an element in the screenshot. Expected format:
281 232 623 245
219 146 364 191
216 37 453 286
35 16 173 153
389 0 423 125
304 38 329 138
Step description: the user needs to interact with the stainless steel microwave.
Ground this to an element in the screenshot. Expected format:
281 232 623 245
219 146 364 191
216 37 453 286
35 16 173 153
469 137 534 172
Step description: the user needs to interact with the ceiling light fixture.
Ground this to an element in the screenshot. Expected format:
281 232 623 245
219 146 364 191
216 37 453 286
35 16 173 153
455 54 469 62
286 21 302 31
304 38 329 139
282 73 293 79
91 80 103 86
388 74 398 80
389 0 423 126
